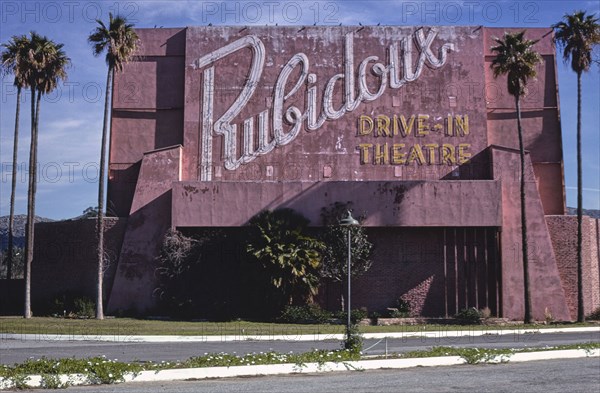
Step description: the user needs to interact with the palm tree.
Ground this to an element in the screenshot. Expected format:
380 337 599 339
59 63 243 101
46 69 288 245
22 33 70 318
491 31 541 324
553 11 600 323
88 13 138 319
1 35 29 280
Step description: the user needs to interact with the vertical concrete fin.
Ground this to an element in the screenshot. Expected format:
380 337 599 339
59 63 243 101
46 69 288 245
493 147 571 321
107 145 182 314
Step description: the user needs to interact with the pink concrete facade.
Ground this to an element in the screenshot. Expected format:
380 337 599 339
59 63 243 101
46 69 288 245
91 25 598 320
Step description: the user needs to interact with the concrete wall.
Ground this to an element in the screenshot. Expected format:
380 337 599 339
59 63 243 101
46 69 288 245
546 215 600 319
107 146 182 314
171 180 502 228
30 218 127 313
109 28 186 217
490 146 570 321
484 28 565 215
182 26 488 183
109 26 564 216
0 279 24 315
94 26 573 319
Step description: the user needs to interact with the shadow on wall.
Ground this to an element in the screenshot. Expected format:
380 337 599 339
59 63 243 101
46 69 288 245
0 279 24 315
28 219 127 316
346 227 501 318
155 227 281 321
441 148 492 180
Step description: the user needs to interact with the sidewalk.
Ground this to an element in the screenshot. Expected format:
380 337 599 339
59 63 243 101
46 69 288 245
2 326 598 343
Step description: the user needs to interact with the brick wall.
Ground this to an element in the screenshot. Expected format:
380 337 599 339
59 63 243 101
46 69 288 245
546 215 600 319
322 227 501 318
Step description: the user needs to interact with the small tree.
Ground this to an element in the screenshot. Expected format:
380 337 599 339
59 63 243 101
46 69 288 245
319 202 374 311
246 209 324 310
154 228 199 316
81 206 99 218
1 247 24 279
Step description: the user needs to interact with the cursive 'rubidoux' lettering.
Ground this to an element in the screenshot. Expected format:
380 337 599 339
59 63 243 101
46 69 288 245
192 28 454 181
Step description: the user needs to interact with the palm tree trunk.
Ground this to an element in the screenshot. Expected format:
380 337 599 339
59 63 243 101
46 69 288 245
516 95 532 323
96 67 113 320
32 91 41 215
7 87 21 280
24 87 39 319
576 72 584 322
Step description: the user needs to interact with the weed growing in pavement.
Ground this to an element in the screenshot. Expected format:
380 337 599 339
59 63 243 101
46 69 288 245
398 342 600 364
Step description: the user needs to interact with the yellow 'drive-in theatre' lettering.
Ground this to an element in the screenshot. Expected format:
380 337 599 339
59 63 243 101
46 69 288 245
356 113 472 166
356 143 472 165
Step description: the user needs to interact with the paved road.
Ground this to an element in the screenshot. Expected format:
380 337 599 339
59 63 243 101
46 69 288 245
31 358 600 393
1 330 598 364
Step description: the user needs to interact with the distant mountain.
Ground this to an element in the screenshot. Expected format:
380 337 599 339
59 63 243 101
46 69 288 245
0 215 54 249
566 207 600 219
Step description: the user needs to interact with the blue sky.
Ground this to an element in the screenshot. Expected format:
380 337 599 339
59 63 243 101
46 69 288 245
1 0 599 220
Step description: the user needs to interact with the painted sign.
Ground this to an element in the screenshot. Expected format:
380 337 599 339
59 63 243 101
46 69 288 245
191 28 455 181
356 114 471 166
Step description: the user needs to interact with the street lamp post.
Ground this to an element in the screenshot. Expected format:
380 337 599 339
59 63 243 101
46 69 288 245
340 211 359 336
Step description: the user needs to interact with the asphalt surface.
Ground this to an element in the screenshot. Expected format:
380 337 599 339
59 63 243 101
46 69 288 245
1 330 598 365
30 357 600 393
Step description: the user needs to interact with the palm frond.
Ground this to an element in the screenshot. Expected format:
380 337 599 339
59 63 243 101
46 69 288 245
490 31 541 97
553 10 600 73
88 12 139 71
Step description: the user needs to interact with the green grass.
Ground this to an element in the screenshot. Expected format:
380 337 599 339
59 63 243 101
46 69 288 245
0 317 342 336
0 317 596 337
360 321 596 333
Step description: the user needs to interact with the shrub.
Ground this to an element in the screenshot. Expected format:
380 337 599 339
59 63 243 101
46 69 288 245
587 306 600 321
278 304 332 324
72 297 96 318
343 324 363 352
47 292 95 318
387 298 412 318
455 308 482 325
369 311 380 320
544 307 554 324
335 308 368 324
388 309 406 318
396 298 411 314
246 209 324 310
480 306 492 319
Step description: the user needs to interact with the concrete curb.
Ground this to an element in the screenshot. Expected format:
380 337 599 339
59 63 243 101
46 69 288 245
1 349 598 390
2 326 598 343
